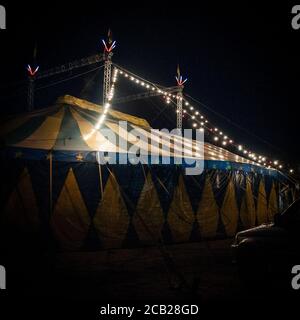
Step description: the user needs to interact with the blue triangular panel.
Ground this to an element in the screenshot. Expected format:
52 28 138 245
113 164 146 217
73 163 105 218
183 171 206 214
210 170 230 208
27 160 50 223
150 165 179 216
233 170 246 211
0 158 25 212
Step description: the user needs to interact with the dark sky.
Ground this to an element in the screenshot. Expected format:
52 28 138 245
0 1 299 171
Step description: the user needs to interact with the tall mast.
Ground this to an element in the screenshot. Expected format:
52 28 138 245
175 64 187 129
102 29 116 106
27 45 39 111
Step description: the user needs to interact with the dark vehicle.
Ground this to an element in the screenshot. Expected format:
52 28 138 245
232 198 300 290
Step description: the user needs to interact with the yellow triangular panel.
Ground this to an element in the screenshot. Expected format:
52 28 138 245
256 179 268 225
220 177 239 236
51 168 91 251
93 173 129 249
133 172 164 244
2 168 40 232
268 182 278 221
240 177 256 228
168 174 194 242
197 175 219 238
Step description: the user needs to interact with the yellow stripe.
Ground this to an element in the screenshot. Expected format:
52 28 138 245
268 182 278 221
14 108 65 150
93 172 129 249
51 168 91 251
168 174 194 242
197 175 219 238
240 177 256 228
220 176 239 236
256 179 268 224
57 95 150 128
133 171 164 244
2 167 40 232
71 109 128 152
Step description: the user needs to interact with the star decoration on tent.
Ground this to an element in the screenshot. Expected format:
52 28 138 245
76 153 84 161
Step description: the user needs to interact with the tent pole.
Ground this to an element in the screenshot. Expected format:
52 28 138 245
49 151 53 214
97 152 104 198
99 164 103 199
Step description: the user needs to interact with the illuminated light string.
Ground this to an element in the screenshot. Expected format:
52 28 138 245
84 67 118 141
114 66 293 174
176 94 292 172
84 34 118 140
163 95 264 164
116 65 287 171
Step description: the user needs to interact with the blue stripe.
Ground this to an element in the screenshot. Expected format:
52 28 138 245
1 147 280 177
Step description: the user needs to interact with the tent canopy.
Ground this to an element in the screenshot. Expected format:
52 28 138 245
0 95 276 175
0 95 291 251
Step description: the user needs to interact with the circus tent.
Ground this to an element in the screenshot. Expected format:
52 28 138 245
0 95 292 251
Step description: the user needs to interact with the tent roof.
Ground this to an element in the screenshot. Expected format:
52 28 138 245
0 95 273 173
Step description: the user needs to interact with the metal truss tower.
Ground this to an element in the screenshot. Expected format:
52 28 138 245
175 65 187 129
176 88 183 129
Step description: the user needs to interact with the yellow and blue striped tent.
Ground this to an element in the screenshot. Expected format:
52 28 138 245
0 95 293 251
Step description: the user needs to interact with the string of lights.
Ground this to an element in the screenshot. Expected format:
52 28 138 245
113 64 294 176
83 67 118 141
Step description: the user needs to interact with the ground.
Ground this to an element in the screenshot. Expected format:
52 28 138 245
5 238 299 305
51 239 240 301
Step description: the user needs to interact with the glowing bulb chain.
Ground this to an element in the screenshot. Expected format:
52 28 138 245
115 66 293 174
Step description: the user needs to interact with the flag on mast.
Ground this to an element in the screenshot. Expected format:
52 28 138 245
108 29 113 45
177 64 181 78
176 64 187 86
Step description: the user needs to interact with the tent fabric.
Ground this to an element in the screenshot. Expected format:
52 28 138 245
239 176 256 229
220 175 239 237
132 171 164 244
0 160 284 251
267 182 278 222
168 174 195 242
0 95 281 176
0 95 293 251
256 179 268 225
196 175 219 238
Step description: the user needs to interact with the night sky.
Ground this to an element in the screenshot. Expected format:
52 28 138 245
0 2 299 171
